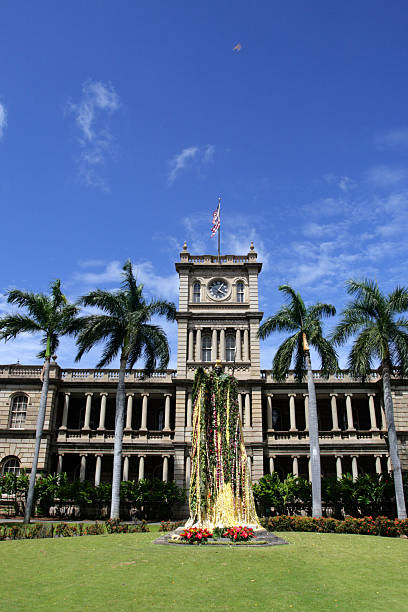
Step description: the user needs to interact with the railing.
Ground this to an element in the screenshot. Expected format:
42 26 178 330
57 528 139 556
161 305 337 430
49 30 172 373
267 430 384 441
188 254 249 264
60 369 177 383
60 429 174 442
260 369 381 383
0 365 43 378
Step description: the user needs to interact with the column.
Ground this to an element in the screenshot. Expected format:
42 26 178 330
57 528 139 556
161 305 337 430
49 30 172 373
138 455 145 481
185 455 191 489
244 393 251 427
235 329 242 361
243 328 249 361
195 329 202 362
289 394 297 431
247 455 252 477
266 394 273 430
308 458 312 482
79 454 87 482
125 393 134 430
336 456 342 479
292 456 299 477
123 456 130 481
95 455 102 486
186 392 192 427
345 394 355 430
375 455 382 474
238 393 243 422
164 394 171 430
188 329 194 361
351 456 358 481
219 328 225 361
98 393 107 430
330 394 340 431
211 329 217 361
140 393 148 430
303 394 309 430
57 453 63 474
60 393 70 429
380 398 386 430
368 394 378 430
162 455 169 482
387 456 392 472
83 393 93 430
269 456 275 474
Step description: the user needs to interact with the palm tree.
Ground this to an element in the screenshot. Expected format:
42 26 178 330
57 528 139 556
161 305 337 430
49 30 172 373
331 279 408 519
258 285 338 517
73 260 176 519
0 280 79 523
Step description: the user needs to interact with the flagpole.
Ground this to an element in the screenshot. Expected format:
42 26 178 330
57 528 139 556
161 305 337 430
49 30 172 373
218 197 221 262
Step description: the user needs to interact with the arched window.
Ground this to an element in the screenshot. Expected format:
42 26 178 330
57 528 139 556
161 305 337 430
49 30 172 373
193 282 201 303
9 395 28 429
226 335 236 362
236 282 244 303
2 456 21 476
202 335 212 362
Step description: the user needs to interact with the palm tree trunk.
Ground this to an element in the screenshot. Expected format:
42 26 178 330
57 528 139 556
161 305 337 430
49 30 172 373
305 351 322 517
382 362 407 519
23 357 50 524
110 357 127 519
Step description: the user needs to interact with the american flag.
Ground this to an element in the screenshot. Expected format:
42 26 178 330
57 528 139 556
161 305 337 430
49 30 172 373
211 199 221 237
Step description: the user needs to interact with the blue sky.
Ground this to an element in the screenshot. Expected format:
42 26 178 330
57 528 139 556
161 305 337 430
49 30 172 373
1 1 408 369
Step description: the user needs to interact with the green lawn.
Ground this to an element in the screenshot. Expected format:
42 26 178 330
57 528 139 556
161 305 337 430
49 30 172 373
1 527 407 611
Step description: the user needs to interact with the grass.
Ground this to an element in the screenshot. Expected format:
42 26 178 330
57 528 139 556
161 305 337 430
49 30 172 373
0 526 407 611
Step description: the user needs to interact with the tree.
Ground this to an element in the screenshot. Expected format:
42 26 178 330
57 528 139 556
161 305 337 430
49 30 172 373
331 279 408 519
258 285 338 517
73 260 176 519
0 281 79 523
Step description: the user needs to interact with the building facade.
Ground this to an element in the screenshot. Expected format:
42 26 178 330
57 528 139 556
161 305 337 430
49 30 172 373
1 243 408 486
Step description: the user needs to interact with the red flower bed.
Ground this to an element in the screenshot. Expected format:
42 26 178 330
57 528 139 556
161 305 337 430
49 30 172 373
179 527 212 543
223 526 254 542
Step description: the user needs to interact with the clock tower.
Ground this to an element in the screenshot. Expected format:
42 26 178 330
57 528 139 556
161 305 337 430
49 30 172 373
173 242 264 488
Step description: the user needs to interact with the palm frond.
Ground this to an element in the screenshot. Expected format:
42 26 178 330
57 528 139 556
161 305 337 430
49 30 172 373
388 286 408 314
79 290 126 319
308 303 336 320
0 314 42 340
272 333 299 381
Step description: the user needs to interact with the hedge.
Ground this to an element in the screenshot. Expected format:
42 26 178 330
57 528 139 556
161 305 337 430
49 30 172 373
0 519 149 541
261 515 408 537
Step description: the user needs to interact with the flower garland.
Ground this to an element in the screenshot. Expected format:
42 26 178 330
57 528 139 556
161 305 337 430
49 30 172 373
187 368 260 529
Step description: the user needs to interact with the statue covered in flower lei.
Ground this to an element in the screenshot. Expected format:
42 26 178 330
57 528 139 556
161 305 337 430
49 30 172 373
186 365 260 529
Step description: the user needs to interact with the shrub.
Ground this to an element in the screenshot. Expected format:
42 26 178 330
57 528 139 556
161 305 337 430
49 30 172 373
159 520 184 532
81 522 105 536
54 523 80 537
262 514 408 537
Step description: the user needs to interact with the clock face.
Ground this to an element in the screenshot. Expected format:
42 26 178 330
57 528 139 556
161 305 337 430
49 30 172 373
208 279 229 300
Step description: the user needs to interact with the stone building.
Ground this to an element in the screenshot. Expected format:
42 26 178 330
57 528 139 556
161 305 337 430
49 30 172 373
1 244 408 486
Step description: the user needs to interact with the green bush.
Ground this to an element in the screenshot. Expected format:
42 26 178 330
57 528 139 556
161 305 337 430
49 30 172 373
263 514 408 537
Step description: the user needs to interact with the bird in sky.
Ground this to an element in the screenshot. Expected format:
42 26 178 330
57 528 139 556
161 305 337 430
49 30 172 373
232 43 242 52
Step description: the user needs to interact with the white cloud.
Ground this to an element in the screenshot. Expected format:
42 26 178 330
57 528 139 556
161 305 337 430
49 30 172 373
73 260 178 300
376 128 408 151
323 174 355 192
365 165 408 187
168 144 215 184
67 80 120 191
0 102 7 140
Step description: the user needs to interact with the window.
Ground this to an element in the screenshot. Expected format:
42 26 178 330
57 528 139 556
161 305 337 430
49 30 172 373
157 409 164 431
2 457 21 476
193 282 201 303
226 335 236 362
237 282 244 303
202 335 212 362
10 394 28 429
